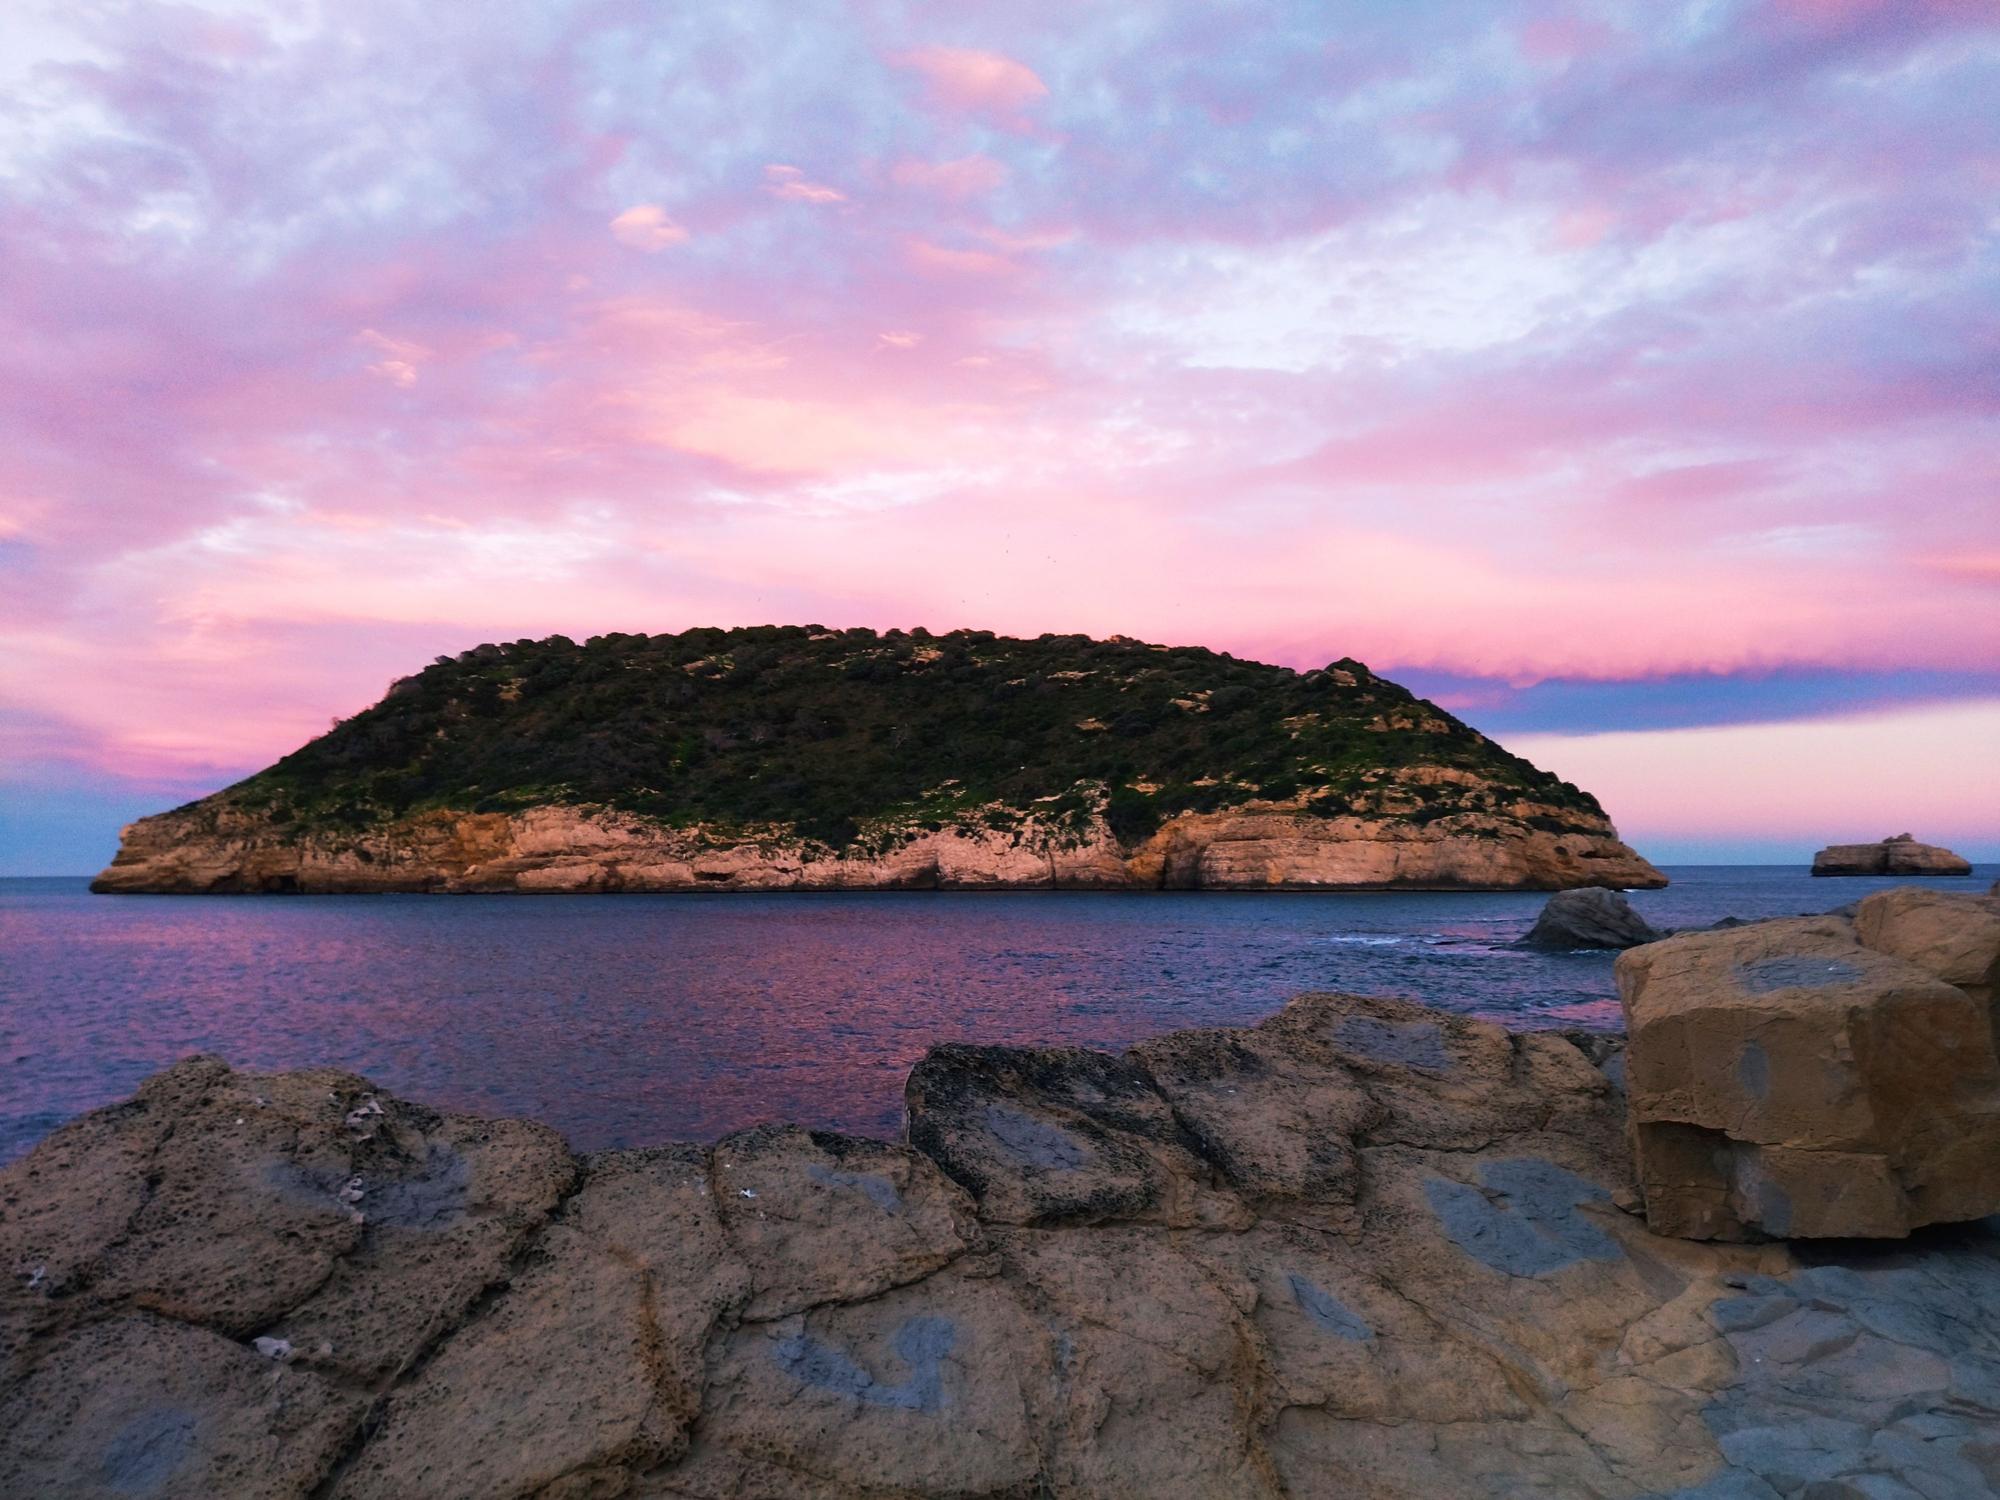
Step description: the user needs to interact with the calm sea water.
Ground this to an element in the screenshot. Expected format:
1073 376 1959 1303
3 866 1990 1165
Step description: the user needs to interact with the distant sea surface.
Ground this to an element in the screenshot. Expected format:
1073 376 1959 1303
4 866 1991 1165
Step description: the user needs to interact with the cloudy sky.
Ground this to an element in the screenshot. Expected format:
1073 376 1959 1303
2 0 1996 871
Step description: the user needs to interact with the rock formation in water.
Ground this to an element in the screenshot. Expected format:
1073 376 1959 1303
92 627 1664 894
1520 887 1665 950
1811 832 1972 877
1618 887 2000 1241
10 934 2000 1494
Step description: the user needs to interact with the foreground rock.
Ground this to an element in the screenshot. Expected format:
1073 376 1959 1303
9 993 2000 1497
1619 889 2000 1241
1812 832 1973 876
1855 884 2000 1002
1521 887 1666 950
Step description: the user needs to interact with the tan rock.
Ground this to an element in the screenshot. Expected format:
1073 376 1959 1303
0 1314 361 1499
1003 1227 1280 1498
93 795 1665 895
1617 915 2000 1239
1811 833 1973 876
260 1110 575 1383
333 1146 745 1499
0 1053 572 1388
1854 884 2000 1000
690 1265 1048 1497
710 1125 982 1319
904 1043 1247 1228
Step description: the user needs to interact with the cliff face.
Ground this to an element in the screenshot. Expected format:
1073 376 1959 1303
93 798 1663 893
92 626 1665 893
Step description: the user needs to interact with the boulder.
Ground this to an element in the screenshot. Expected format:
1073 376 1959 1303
1617 914 2000 1240
1855 885 2000 1001
1520 887 1666 950
1812 833 1972 876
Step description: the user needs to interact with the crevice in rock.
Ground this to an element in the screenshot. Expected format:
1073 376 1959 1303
301 1146 588 1500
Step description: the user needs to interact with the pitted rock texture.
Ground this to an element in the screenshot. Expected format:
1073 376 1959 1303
1618 899 2000 1242
1811 834 1973 877
1854 885 2000 1003
10 993 2000 1497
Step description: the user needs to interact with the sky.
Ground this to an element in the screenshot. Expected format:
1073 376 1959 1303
1 0 1997 874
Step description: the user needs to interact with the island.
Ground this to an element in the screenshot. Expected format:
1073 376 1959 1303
92 626 1665 894
1812 832 1973 877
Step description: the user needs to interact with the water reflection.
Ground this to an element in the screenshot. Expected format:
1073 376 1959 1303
2 868 1976 1164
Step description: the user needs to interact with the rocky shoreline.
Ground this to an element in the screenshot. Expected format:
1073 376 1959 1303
7 887 2000 1497
92 800 1666 895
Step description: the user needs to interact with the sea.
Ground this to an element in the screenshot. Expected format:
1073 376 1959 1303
3 866 1991 1167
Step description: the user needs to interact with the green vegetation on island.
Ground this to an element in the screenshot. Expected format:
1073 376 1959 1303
217 626 1604 850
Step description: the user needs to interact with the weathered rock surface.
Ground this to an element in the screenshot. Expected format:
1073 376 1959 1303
1811 832 1973 876
1619 902 2000 1241
11 991 2000 1497
1522 886 1667 950
1854 884 2000 1002
93 797 1666 895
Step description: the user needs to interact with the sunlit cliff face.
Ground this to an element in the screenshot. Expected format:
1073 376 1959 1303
1 0 1997 868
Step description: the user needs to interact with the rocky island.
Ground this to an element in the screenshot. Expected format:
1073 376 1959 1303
5 886 2000 1497
93 627 1662 895
1811 833 1973 877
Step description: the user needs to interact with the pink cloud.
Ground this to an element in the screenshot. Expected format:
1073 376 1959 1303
609 204 689 251
891 46 1048 120
891 155 1007 200
763 164 846 203
904 238 1017 276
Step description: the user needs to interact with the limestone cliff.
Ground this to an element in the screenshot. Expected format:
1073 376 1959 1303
93 626 1664 893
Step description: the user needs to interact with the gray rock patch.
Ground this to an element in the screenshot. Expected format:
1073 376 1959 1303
1736 1042 1770 1100
1333 1017 1452 1073
773 1315 957 1413
1653 1471 1784 1499
983 1104 1087 1171
1734 957 1863 995
99 1409 197 1496
804 1163 903 1214
1687 1251 2000 1497
365 1143 471 1230
1286 1273 1371 1341
260 1158 350 1213
1425 1158 1620 1277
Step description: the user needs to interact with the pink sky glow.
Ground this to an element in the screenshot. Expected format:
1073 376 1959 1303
1 0 1997 869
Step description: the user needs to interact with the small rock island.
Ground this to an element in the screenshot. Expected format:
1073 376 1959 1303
92 627 1664 894
1811 832 1972 877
